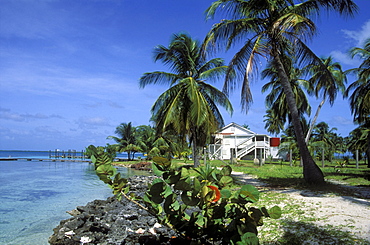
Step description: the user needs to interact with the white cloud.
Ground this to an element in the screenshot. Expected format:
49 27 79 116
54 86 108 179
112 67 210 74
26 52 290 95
331 116 353 126
330 50 361 66
0 108 63 122
330 20 370 67
77 116 112 129
341 19 370 46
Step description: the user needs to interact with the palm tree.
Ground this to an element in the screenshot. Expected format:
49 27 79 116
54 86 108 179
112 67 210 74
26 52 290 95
135 125 156 158
107 122 138 161
262 55 311 135
311 122 336 164
345 38 370 166
279 124 299 166
205 0 357 184
305 56 346 143
140 33 233 167
347 126 369 166
264 109 285 135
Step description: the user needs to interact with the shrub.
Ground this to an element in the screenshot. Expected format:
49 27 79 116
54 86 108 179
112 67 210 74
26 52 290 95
91 148 282 244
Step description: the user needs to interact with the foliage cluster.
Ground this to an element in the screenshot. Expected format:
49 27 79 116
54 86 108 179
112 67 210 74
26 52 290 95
144 156 281 244
88 145 282 244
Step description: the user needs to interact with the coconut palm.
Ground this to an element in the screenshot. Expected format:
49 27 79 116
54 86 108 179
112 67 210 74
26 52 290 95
107 122 139 161
347 126 369 166
345 39 370 121
345 38 370 166
262 55 311 135
204 0 357 184
311 122 336 163
135 125 156 157
264 109 285 135
305 56 347 143
140 33 233 167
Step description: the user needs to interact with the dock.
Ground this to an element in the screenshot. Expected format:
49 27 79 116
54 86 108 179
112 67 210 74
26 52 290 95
0 157 91 163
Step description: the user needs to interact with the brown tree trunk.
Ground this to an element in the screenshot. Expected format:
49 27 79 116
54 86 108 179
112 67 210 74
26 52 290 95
367 133 370 168
191 130 201 168
273 49 325 184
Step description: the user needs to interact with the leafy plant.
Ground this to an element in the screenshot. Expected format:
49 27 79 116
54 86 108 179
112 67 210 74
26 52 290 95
89 146 281 244
143 156 282 244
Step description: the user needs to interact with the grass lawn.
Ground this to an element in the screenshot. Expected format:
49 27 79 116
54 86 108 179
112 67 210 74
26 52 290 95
208 159 370 191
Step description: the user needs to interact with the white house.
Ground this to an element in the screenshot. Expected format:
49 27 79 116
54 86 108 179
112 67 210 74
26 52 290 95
208 122 281 161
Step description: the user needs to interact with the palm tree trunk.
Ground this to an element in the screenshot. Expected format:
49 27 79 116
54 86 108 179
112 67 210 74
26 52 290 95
273 49 324 184
192 142 201 168
191 129 201 168
367 133 370 168
306 98 325 143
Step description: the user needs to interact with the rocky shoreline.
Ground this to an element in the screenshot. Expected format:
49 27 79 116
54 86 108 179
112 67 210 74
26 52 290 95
49 175 178 245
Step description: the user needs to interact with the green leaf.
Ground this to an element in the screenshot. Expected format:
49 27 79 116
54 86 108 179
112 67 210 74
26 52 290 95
167 172 181 184
153 156 171 167
151 193 164 204
239 185 260 202
149 181 165 196
268 206 282 219
162 184 173 197
181 167 190 178
220 189 232 199
237 232 259 245
220 165 232 176
181 191 200 206
193 177 201 194
219 175 233 187
151 162 164 176
164 194 177 215
91 154 97 164
174 179 192 191
96 164 116 177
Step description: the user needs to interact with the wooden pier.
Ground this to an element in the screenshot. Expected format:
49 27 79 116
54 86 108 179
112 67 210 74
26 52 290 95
0 157 91 162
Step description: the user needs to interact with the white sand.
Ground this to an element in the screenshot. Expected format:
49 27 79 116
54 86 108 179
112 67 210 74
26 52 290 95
232 172 370 242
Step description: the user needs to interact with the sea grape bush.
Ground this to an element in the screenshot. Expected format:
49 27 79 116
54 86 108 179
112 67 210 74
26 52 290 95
88 146 282 244
144 156 282 244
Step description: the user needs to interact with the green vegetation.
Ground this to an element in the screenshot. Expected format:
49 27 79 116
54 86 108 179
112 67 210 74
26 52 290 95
92 146 369 244
144 157 281 244
139 33 233 167
89 147 282 244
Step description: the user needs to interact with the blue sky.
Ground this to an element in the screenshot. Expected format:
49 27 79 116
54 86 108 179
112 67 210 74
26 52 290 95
0 0 369 151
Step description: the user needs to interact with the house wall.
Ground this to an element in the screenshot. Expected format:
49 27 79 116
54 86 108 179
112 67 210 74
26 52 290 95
209 123 281 161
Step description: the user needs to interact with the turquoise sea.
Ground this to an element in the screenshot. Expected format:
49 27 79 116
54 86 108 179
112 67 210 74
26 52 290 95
0 151 146 245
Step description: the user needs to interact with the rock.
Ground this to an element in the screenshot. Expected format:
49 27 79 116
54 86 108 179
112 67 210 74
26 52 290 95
49 176 178 245
66 209 81 217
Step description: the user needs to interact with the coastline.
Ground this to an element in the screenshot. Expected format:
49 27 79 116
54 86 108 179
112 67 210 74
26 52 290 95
48 175 178 245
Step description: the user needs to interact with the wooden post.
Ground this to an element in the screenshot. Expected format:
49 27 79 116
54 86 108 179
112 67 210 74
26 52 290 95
289 148 292 167
204 147 207 165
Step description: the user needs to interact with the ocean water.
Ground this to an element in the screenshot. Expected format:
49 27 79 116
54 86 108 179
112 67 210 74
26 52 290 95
0 151 147 245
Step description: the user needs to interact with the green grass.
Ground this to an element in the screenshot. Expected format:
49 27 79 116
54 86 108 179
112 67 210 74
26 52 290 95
211 159 370 189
